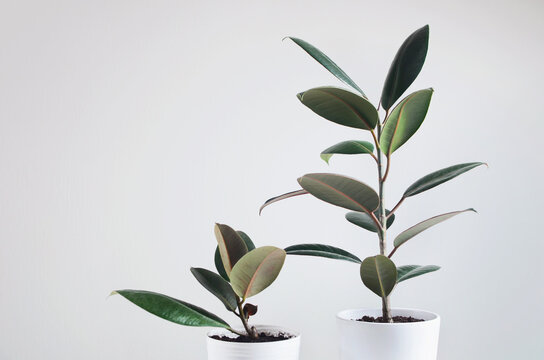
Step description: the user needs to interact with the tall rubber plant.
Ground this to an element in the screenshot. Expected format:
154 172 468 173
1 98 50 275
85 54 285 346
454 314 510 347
261 26 485 321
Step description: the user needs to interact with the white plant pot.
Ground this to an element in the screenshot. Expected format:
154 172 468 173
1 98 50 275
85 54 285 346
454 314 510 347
337 308 440 360
206 325 301 360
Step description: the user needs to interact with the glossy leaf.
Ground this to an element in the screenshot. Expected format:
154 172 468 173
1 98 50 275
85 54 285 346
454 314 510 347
259 189 308 215
298 173 379 213
287 37 366 97
297 87 378 130
214 230 255 281
381 25 429 110
396 265 440 283
237 231 256 251
284 243 361 264
190 267 238 311
393 209 476 248
214 247 230 281
360 255 397 298
345 210 395 233
404 162 486 197
113 290 229 328
380 88 433 155
214 223 248 276
320 140 375 164
230 246 286 299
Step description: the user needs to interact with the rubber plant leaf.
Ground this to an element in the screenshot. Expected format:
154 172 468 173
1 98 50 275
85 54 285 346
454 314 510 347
381 25 429 110
320 140 375 164
345 209 395 233
214 223 248 276
396 265 441 283
259 189 308 215
284 243 361 264
380 88 433 155
112 290 229 328
229 246 286 299
393 209 476 249
287 37 366 97
403 162 486 197
360 255 397 298
190 267 238 311
297 87 378 130
298 173 379 213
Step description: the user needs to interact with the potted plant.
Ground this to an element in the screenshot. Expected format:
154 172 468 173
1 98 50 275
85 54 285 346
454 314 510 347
112 223 301 360
260 25 485 360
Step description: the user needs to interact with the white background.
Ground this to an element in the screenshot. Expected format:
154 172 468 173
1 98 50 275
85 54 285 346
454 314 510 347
1 0 543 359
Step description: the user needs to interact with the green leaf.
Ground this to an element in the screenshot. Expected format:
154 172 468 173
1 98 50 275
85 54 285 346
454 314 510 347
345 210 395 233
320 140 375 164
214 230 255 281
214 247 230 281
360 255 397 298
287 37 366 97
230 246 286 299
237 231 256 251
396 265 440 283
259 189 308 215
298 173 379 213
112 290 230 328
297 87 378 130
381 25 429 110
190 267 238 311
380 88 433 155
404 162 486 197
284 243 361 264
393 208 476 248
214 223 248 276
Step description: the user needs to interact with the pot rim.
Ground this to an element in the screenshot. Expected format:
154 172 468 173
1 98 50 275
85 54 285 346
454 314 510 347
207 325 301 342
337 308 440 326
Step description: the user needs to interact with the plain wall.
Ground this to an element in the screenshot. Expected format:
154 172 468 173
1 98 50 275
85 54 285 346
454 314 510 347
1 0 543 359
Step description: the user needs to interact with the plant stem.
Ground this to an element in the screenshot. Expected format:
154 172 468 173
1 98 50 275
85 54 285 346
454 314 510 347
237 300 258 339
376 111 393 323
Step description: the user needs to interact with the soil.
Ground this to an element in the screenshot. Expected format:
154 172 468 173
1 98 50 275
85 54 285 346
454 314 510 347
357 315 424 323
210 332 293 343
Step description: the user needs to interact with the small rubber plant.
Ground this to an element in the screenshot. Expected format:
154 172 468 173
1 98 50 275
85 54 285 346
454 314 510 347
260 25 485 322
112 223 286 338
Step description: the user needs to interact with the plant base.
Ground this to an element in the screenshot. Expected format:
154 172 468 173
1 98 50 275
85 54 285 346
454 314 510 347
206 325 300 360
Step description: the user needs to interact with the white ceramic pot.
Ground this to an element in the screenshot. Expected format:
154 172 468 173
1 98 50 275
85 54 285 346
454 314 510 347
337 308 440 360
206 325 301 360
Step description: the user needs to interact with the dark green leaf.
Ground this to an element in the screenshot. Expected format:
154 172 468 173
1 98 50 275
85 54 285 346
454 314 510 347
320 140 375 164
298 173 379 213
190 267 238 311
381 25 429 110
404 162 486 197
360 255 397 298
396 265 440 283
285 243 361 264
393 209 476 248
214 247 230 281
380 88 433 155
237 231 256 251
230 246 286 299
297 87 378 130
214 223 248 276
287 37 366 97
112 290 229 328
345 210 395 232
259 189 308 215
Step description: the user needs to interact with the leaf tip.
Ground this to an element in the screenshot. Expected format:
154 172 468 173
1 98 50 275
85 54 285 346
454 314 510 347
296 92 304 101
109 290 119 297
320 153 332 164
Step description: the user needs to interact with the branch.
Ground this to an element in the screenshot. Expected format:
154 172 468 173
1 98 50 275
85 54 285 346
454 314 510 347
381 155 391 182
387 196 406 218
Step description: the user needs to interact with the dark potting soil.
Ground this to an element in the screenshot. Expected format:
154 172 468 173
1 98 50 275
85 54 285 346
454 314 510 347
357 315 424 323
210 332 293 343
